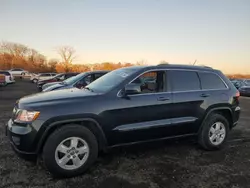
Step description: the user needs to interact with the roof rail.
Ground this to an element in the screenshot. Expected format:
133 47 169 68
200 65 213 69
157 63 169 66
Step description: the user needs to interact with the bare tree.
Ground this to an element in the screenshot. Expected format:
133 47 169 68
57 46 76 72
136 59 147 65
48 59 59 72
0 41 29 68
1 41 28 58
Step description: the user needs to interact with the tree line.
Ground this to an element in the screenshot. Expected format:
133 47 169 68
0 41 249 78
0 41 143 73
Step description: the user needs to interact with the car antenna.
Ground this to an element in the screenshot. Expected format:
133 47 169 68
193 59 197 65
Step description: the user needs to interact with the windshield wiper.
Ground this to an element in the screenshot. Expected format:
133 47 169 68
84 87 94 92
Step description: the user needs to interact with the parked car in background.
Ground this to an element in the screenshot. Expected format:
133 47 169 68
0 71 15 84
231 80 246 89
37 72 79 91
43 71 109 92
29 73 40 83
0 73 6 86
42 81 61 91
238 86 250 97
243 79 250 86
6 64 240 177
8 68 28 76
30 73 57 83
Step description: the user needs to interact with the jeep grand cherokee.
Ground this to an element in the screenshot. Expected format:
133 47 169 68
6 64 241 177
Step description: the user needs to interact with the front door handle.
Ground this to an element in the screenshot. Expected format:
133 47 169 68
200 93 210 98
157 96 170 101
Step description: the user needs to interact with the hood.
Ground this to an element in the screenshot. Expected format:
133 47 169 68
38 77 57 84
43 83 66 92
42 81 62 89
240 86 250 89
19 88 98 106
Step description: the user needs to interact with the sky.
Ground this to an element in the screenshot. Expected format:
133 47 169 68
0 0 250 74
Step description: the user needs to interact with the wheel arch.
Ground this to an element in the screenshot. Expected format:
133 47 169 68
36 118 108 154
199 107 233 134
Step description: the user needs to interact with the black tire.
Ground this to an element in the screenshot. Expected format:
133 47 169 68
198 113 229 150
43 124 98 178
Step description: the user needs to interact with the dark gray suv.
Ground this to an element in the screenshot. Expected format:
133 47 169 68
6 64 241 177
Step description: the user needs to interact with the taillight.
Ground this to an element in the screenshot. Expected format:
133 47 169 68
235 90 240 101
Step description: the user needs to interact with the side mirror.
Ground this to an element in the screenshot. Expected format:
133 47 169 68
124 83 141 95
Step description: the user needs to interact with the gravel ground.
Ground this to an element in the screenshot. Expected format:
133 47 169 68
0 79 250 188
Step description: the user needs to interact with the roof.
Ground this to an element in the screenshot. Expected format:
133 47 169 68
85 70 110 73
154 64 213 70
116 64 214 72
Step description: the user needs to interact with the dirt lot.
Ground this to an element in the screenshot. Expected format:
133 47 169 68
1 79 250 188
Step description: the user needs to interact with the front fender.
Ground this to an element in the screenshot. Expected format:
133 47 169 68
34 114 107 153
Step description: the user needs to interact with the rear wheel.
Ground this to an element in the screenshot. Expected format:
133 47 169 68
33 79 38 83
198 113 229 150
43 125 98 177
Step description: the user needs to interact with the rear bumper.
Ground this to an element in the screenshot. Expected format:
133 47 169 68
232 106 241 128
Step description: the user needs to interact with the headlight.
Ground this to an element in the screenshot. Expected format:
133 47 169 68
15 110 40 122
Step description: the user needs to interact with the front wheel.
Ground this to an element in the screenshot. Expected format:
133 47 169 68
198 113 229 150
43 125 98 177
33 79 38 83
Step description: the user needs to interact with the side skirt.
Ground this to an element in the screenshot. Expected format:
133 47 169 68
108 133 196 149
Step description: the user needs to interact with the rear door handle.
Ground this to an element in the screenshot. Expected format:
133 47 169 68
157 96 170 101
200 93 210 98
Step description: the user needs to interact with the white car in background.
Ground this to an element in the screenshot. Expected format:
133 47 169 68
8 68 28 76
30 73 57 83
0 71 15 84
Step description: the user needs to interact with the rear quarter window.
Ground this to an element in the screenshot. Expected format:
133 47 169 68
198 72 227 90
170 70 200 92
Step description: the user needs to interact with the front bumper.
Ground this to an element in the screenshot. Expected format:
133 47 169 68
6 119 38 155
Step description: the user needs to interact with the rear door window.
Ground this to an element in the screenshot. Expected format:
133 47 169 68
198 72 227 90
169 70 200 92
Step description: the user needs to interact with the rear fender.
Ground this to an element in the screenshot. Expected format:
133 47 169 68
198 106 233 134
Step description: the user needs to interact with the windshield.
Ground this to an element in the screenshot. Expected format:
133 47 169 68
63 72 87 85
86 68 139 93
